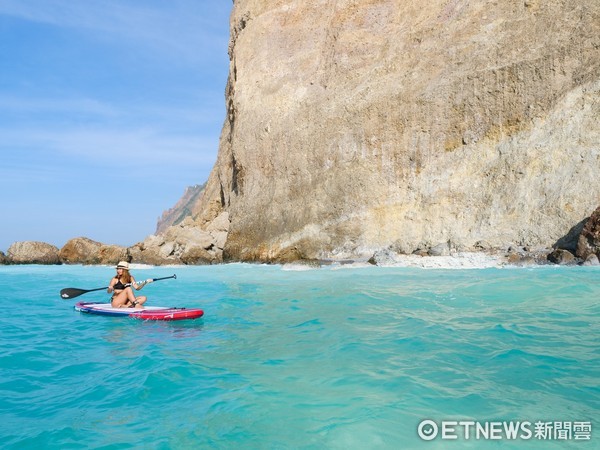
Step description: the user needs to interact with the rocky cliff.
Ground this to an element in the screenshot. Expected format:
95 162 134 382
155 184 205 235
184 1 600 261
4 3 598 266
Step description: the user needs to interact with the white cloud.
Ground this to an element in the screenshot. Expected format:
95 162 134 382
0 94 119 117
0 124 218 171
0 0 230 64
0 92 225 128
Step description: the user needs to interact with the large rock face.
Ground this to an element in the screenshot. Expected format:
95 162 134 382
7 241 61 264
59 237 127 265
576 205 600 260
155 184 205 235
192 0 600 261
131 212 230 265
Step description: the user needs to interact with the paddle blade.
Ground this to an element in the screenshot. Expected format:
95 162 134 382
60 288 87 299
60 286 107 299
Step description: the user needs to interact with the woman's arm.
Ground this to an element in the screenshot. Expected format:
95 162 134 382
107 277 116 293
132 277 145 290
132 277 153 290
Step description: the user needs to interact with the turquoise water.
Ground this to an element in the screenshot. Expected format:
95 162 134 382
0 264 598 449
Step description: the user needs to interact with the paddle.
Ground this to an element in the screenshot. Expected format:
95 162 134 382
60 274 177 299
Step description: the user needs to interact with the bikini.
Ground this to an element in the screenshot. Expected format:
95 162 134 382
113 278 127 291
111 278 134 306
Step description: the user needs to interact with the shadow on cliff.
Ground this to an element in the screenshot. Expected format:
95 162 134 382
553 218 587 253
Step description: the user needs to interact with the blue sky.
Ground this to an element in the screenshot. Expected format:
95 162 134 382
0 0 232 252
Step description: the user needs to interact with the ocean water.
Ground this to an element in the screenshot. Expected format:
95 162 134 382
0 263 598 449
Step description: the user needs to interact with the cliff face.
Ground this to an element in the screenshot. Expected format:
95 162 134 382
155 184 205 235
195 0 600 261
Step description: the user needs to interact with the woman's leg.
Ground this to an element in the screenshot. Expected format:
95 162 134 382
111 290 129 307
133 296 147 308
111 287 138 308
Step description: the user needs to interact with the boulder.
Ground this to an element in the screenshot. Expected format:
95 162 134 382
97 244 128 265
576 206 600 260
206 212 231 250
59 237 127 265
165 226 215 249
130 222 225 265
7 241 61 264
210 231 229 250
506 252 536 266
128 235 180 266
428 242 450 257
205 212 230 233
368 248 399 266
0 251 8 265
582 253 600 266
547 249 576 265
180 245 216 265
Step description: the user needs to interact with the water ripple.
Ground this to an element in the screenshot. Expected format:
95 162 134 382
0 265 598 448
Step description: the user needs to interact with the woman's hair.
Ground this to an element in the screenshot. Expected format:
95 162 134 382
120 269 132 284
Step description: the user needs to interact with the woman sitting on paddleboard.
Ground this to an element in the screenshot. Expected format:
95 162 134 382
108 261 152 308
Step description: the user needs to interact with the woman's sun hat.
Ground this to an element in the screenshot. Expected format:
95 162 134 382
116 261 130 270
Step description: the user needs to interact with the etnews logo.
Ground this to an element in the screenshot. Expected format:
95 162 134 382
418 420 592 441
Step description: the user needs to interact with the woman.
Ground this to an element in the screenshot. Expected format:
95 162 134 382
108 261 152 308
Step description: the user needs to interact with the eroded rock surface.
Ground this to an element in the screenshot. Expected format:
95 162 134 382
190 0 600 262
7 241 61 265
59 237 127 265
576 206 600 260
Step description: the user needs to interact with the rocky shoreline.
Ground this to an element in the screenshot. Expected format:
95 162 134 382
1 243 598 268
1 210 231 267
2 206 599 268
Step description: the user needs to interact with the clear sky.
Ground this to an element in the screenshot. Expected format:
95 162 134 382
0 0 232 253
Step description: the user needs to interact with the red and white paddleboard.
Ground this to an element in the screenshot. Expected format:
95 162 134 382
75 302 204 321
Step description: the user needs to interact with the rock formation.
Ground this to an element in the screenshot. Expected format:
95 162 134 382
576 205 600 260
184 0 600 262
7 241 61 264
547 248 576 265
130 212 230 265
0 210 230 266
155 184 205 234
2 1 599 266
59 237 127 265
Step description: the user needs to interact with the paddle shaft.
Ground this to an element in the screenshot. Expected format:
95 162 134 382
151 275 177 283
60 274 177 299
